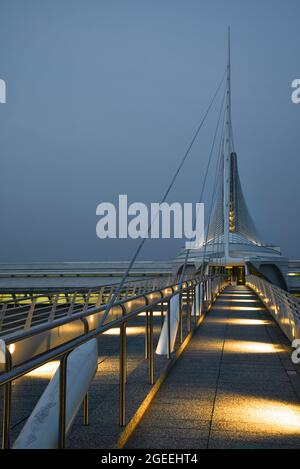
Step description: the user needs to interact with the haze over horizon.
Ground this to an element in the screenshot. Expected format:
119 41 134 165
0 0 299 263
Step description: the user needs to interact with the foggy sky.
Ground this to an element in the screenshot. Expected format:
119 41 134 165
0 0 299 262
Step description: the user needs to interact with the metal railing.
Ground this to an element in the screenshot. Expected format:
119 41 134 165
0 276 173 336
0 274 227 449
246 274 300 342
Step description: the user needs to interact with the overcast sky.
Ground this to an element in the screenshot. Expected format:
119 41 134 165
0 0 299 262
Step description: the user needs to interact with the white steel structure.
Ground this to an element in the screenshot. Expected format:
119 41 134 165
175 30 288 290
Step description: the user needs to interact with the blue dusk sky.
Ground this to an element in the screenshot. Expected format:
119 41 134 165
0 0 299 262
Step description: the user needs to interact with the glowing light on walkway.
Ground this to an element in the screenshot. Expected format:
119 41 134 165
27 361 60 379
209 318 272 326
225 340 284 354
219 394 300 434
217 306 265 311
218 299 259 303
222 294 255 297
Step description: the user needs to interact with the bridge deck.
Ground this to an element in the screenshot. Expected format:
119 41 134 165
126 286 300 449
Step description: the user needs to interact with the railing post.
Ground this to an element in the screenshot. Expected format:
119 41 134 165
197 283 201 318
145 310 149 359
78 317 90 427
1 349 12 450
83 393 89 426
160 301 164 328
148 310 154 385
67 293 76 317
187 288 191 333
201 279 205 315
48 294 59 322
167 299 171 359
25 297 37 330
179 293 183 344
58 353 69 449
207 278 209 308
1 383 11 450
96 287 104 308
193 286 197 327
119 322 126 426
83 291 91 313
0 304 7 331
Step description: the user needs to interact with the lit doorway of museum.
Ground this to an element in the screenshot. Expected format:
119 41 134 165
225 266 245 285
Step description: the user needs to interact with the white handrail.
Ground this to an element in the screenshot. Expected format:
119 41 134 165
246 275 300 342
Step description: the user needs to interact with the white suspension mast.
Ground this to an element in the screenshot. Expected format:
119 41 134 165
223 27 233 260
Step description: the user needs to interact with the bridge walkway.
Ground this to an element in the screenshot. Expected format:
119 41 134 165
126 286 300 449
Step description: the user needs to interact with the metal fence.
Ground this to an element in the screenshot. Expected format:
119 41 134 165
246 274 300 342
0 274 227 449
0 276 173 336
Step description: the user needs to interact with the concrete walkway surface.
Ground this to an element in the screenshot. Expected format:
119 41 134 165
126 286 300 449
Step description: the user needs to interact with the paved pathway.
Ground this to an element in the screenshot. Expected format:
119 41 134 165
126 286 300 449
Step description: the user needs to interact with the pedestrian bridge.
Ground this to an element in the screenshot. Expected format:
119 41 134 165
127 285 300 449
1 31 300 449
0 273 300 449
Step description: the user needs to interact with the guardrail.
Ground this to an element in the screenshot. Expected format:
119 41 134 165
246 274 300 342
0 276 173 336
0 274 227 449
